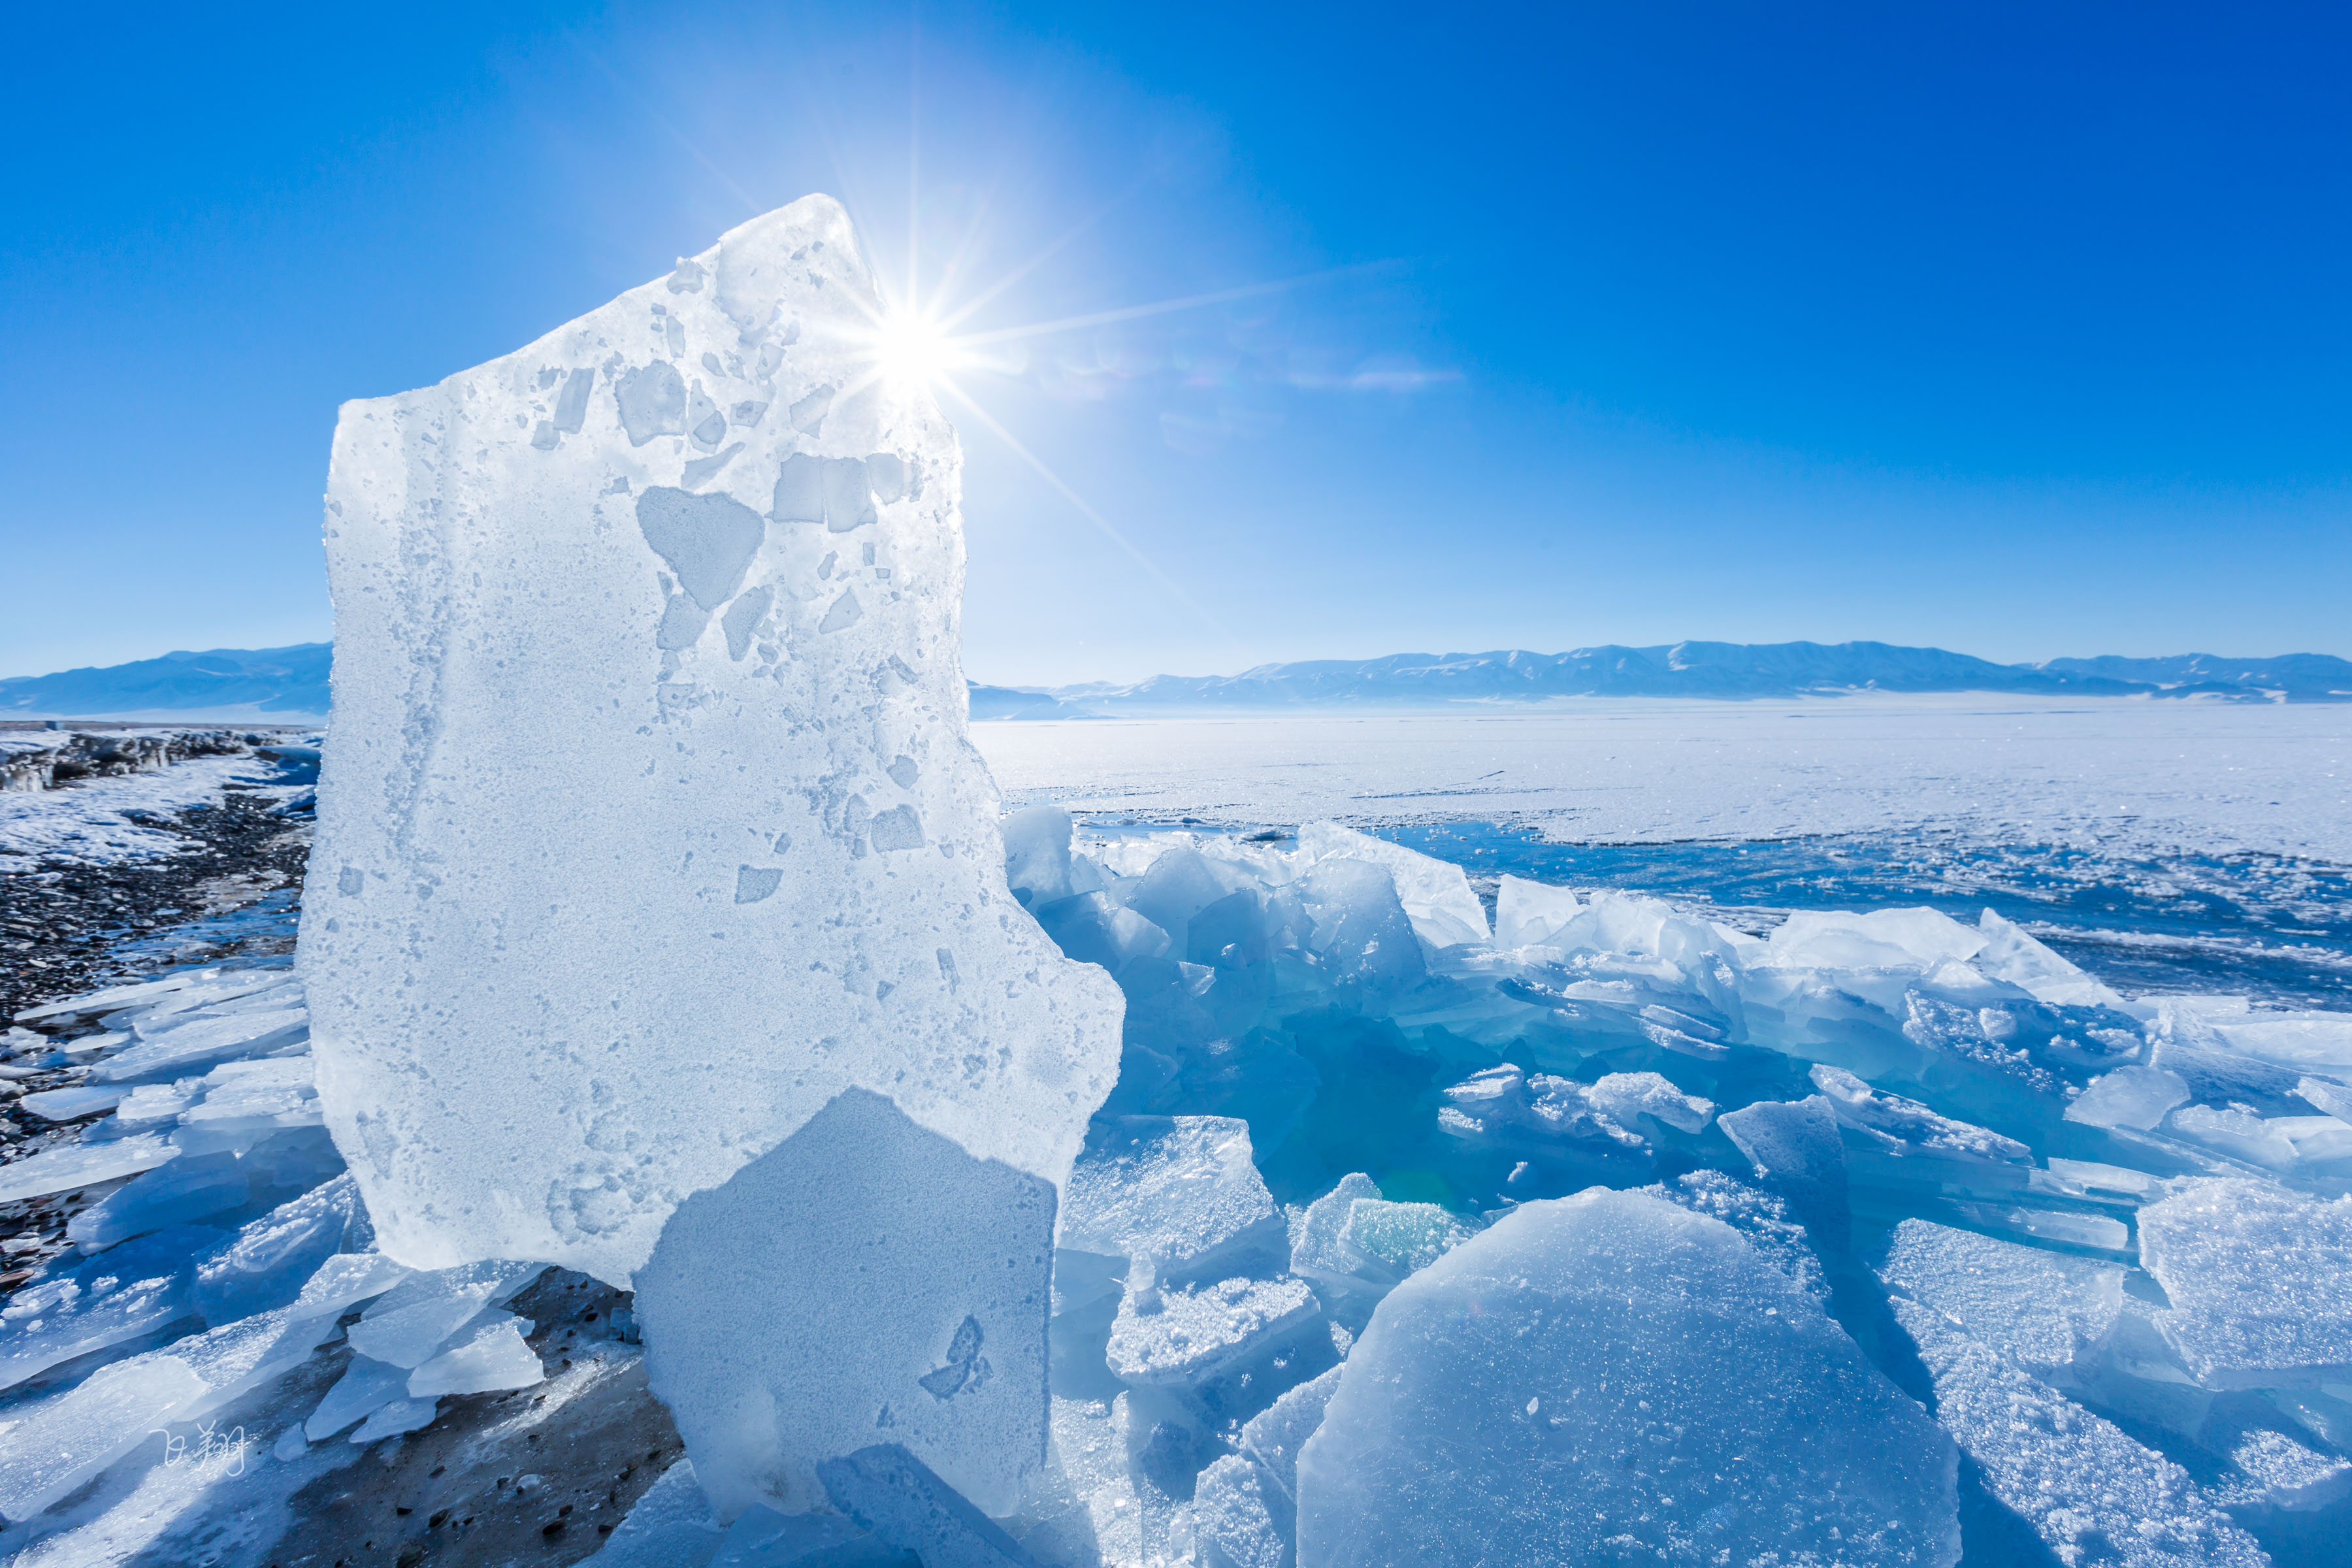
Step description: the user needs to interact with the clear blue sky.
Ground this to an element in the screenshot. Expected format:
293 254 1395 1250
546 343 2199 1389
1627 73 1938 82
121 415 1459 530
5 2 2347 685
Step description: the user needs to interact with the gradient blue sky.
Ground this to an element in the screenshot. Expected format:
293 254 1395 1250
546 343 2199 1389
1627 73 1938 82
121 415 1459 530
5 2 2347 685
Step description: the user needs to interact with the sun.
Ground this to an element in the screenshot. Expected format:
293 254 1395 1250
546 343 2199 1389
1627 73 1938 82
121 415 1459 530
870 308 958 391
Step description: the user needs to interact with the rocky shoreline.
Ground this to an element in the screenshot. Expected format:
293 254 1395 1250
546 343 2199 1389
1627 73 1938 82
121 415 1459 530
0 749 318 1290
0 760 316 1025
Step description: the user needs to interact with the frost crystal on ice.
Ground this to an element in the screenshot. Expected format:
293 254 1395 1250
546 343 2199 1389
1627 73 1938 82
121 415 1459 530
1060 1115 1283 1281
300 193 1122 1290
1105 1275 1319 1388
1192 1453 1287 1568
1875 1218 2122 1377
1891 1298 2266 1567
2138 1177 2352 1390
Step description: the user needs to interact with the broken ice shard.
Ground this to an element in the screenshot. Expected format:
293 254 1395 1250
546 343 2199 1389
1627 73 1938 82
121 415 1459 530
299 193 1122 1288
0 1226 212 1391
1889 1298 2266 1566
635 1090 1054 1520
2137 1177 2352 1390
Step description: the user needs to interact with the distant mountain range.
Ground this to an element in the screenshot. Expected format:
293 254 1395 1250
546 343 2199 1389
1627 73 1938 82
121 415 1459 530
1 645 333 723
7 640 2346 723
980 642 2352 715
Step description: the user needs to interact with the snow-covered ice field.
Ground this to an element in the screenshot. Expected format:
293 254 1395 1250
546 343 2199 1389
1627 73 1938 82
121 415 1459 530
974 696 2351 862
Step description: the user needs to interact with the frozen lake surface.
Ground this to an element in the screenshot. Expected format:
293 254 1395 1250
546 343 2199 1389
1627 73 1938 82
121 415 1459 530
977 697 2352 1007
4 694 2349 1565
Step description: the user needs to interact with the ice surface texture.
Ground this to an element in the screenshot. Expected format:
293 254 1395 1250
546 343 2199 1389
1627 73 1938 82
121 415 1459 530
589 1459 728 1567
819 1443 1041 1568
1295 1188 1959 1568
1876 1218 2121 1377
299 194 1122 1285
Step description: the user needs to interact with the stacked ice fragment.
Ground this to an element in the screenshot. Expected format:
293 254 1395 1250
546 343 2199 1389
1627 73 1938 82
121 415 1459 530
977 816 2352 1567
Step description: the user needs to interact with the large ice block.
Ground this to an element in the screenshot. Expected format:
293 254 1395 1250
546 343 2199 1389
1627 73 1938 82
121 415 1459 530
1294 1188 1957 1567
299 194 1122 1286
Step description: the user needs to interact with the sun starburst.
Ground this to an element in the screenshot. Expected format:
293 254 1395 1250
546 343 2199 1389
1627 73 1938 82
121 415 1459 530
814 139 1377 646
866 308 962 392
